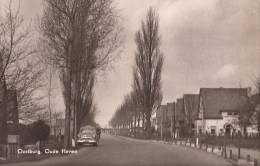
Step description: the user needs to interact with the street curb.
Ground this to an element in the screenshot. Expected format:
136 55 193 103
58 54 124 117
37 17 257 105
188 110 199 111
152 140 257 166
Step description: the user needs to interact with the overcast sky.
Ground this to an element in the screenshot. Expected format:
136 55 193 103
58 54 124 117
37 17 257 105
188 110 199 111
1 0 259 127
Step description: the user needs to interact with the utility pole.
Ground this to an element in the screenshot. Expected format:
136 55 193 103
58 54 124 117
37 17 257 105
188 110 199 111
173 102 176 139
48 65 52 136
161 118 163 140
171 109 173 138
160 106 163 140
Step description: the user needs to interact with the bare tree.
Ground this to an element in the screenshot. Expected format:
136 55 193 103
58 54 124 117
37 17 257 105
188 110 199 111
254 74 260 94
233 77 260 135
43 63 56 134
132 71 146 135
249 75 260 132
0 1 44 120
133 7 164 137
0 1 44 143
40 0 123 148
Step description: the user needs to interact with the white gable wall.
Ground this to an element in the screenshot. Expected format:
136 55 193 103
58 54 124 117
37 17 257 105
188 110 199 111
195 113 258 136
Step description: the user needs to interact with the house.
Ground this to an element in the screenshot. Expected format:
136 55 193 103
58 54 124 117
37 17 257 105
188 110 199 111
156 104 172 137
6 90 19 135
0 81 19 143
195 88 249 136
166 102 174 137
175 98 184 137
0 81 7 143
183 94 200 136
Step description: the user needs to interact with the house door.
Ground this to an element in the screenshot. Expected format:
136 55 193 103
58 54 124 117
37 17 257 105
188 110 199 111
225 124 232 136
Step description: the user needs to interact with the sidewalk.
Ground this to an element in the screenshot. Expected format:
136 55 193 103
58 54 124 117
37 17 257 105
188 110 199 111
153 138 260 166
110 134 260 166
226 146 260 162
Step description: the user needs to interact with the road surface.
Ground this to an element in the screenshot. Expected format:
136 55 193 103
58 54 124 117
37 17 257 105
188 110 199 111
5 133 232 166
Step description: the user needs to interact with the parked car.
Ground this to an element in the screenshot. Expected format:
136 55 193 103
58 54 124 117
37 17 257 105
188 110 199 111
77 126 98 146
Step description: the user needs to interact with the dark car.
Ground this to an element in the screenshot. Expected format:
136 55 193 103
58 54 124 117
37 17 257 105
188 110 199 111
77 126 98 146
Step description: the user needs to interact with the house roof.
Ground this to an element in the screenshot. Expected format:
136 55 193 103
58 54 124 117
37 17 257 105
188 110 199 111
200 88 248 119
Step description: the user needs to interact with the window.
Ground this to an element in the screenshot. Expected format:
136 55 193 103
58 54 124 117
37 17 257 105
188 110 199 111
234 112 239 115
227 112 232 115
211 126 216 135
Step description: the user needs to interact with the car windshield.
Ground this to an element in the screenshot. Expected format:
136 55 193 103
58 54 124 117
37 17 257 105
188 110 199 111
80 128 95 134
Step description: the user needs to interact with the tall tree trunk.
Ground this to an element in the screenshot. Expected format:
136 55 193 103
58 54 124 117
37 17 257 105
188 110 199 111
73 73 80 142
64 84 71 147
0 81 7 144
48 66 52 138
142 111 145 136
134 110 137 137
63 51 72 148
145 104 152 137
145 115 151 138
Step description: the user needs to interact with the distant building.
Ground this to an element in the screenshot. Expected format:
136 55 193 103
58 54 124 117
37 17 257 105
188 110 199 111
55 118 65 136
6 90 19 135
0 81 7 143
0 81 19 143
156 103 175 138
166 102 174 137
49 118 65 137
195 88 249 136
183 94 200 136
175 98 184 137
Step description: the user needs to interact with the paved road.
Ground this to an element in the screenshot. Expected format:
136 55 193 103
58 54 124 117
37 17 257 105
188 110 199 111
5 133 232 166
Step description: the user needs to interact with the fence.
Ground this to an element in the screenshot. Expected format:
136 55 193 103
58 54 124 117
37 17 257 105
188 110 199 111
165 134 260 166
0 144 19 159
198 133 260 149
0 144 8 158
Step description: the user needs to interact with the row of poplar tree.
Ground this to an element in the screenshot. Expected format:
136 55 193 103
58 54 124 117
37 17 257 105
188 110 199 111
109 8 164 138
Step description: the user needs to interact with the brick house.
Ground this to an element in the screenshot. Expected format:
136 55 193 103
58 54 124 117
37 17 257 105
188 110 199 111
195 88 249 136
6 90 19 135
0 81 19 143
